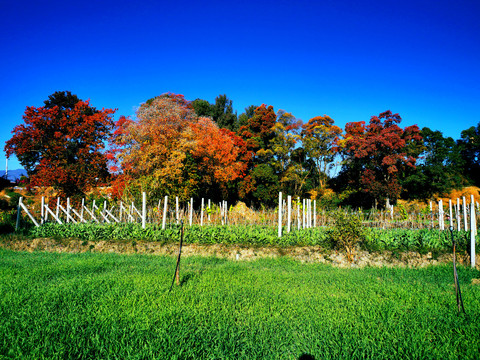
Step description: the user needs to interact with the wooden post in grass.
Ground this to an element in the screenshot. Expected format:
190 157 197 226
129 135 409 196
162 196 168 230
287 195 292 233
170 220 184 292
189 198 193 226
142 192 146 229
314 200 317 227
41 196 45 225
463 196 468 231
278 192 282 238
201 198 204 226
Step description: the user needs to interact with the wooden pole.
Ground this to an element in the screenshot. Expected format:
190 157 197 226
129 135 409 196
463 196 468 231
314 200 317 227
201 198 204 226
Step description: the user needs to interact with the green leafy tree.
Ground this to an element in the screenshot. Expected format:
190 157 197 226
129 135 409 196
301 115 342 191
458 122 480 186
402 127 464 199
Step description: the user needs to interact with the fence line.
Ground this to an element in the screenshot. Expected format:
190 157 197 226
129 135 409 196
16 192 478 267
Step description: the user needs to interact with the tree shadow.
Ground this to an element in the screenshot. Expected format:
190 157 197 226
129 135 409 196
298 354 315 360
180 272 196 286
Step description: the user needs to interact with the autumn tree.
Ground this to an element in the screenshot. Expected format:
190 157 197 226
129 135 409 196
111 93 245 201
237 104 278 205
301 115 342 191
4 91 115 197
339 111 422 207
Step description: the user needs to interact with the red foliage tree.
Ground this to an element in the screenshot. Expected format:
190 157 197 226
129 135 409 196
341 110 422 205
4 91 115 197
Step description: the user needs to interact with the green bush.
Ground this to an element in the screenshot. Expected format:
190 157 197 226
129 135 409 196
326 210 365 260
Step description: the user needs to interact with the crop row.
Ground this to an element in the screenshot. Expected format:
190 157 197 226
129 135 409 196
29 222 475 253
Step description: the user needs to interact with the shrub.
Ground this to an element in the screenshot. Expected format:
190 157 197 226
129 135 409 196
326 210 365 261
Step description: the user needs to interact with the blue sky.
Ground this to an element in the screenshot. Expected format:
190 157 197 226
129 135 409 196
2 0 479 170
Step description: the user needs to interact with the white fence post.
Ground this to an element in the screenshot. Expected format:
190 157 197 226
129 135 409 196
18 197 39 227
297 197 301 230
162 195 168 230
176 197 179 224
142 192 146 229
201 198 204 226
449 199 453 229
224 201 228 225
41 197 45 225
471 195 476 268
208 199 211 222
287 195 292 233
278 192 282 238
56 197 61 220
457 198 461 231
463 196 468 231
438 199 443 230
189 198 193 226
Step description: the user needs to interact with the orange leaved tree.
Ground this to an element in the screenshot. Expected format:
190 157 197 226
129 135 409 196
110 93 246 201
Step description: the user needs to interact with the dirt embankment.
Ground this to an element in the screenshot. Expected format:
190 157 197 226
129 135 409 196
1 237 479 269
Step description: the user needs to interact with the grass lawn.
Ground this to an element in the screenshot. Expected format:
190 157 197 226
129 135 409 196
0 249 479 359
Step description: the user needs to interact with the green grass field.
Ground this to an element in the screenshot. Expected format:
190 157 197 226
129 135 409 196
1 249 479 359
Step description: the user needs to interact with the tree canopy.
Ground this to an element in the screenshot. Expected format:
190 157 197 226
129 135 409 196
5 91 115 197
7 91 479 208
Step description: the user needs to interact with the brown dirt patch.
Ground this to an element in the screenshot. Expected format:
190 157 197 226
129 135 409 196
2 237 479 269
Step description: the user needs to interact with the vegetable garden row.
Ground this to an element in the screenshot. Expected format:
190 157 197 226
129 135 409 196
15 192 479 266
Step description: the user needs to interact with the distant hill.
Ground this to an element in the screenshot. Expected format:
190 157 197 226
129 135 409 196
0 169 27 181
